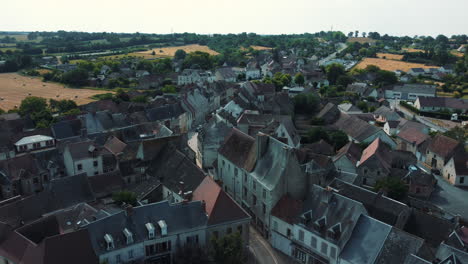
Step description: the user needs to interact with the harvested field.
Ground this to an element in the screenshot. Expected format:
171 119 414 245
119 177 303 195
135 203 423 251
250 46 273 51
402 48 425 53
347 37 377 44
134 44 219 59
376 53 404 61
451 50 464 58
354 58 438 72
0 73 111 110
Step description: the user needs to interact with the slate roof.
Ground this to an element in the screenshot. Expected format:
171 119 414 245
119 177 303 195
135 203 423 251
329 179 411 227
333 142 363 165
218 128 256 171
316 103 341 124
340 214 392 264
404 254 432 264
146 103 185 122
192 176 250 226
0 174 95 228
302 140 335 156
417 97 468 110
83 201 208 255
435 243 468 263
0 154 42 182
392 84 436 95
373 106 402 121
427 134 462 160
375 227 425 264
147 146 206 197
65 140 109 161
216 67 237 80
333 113 380 142
88 171 124 198
51 119 82 140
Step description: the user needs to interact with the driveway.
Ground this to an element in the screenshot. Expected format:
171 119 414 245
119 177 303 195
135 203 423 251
248 226 295 264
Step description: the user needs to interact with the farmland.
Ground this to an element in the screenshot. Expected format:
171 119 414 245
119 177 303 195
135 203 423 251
0 73 111 110
402 48 426 53
250 46 273 51
347 37 377 44
354 58 439 72
376 53 404 61
133 44 219 58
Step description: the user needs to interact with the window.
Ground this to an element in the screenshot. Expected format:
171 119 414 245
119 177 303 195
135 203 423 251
77 164 82 171
222 160 225 167
298 229 304 242
128 249 134 259
363 178 367 185
311 236 317 249
243 187 247 199
253 181 256 190
244 173 247 182
461 177 465 184
94 171 99 175
321 242 328 255
262 203 266 215
263 189 266 199
237 225 243 234
273 221 278 231
287 229 292 237
93 160 98 167
252 195 257 206
116 254 121 264
330 247 337 259
234 168 238 176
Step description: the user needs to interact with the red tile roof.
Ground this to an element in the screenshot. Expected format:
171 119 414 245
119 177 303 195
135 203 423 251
397 127 430 146
359 138 392 171
192 176 250 226
271 195 303 225
428 135 461 159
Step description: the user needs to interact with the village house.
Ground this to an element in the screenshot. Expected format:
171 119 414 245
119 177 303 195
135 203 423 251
13 135 55 153
177 69 215 85
442 153 468 187
146 103 191 133
356 138 416 187
408 68 426 77
384 84 436 101
414 97 468 114
196 119 231 169
332 142 362 183
425 134 463 170
245 61 261 80
405 168 436 199
63 140 116 177
215 67 237 82
217 129 306 237
396 126 431 162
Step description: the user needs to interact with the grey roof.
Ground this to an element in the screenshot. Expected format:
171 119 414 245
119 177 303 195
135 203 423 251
299 185 368 248
216 67 237 79
375 228 425 264
65 140 110 161
373 106 402 121
392 84 436 95
81 111 131 134
83 201 208 255
333 113 380 142
250 135 296 190
340 214 392 264
146 103 185 122
435 243 468 263
403 255 431 264
0 174 95 228
52 119 82 140
417 97 468 110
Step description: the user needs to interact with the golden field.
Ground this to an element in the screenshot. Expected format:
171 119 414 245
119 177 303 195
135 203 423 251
0 73 111 110
347 37 377 44
354 58 439 72
376 53 404 61
402 48 426 53
134 44 219 58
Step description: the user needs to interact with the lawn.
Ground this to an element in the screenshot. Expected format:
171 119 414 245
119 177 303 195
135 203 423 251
376 53 404 61
0 73 112 110
354 58 439 72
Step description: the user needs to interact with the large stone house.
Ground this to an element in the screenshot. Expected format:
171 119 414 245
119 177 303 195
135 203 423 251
442 153 468 187
425 134 463 170
332 142 362 183
217 129 306 237
177 69 215 85
63 141 116 177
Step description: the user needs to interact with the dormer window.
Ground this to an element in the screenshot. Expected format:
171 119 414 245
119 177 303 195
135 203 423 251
301 211 312 225
123 228 133 244
146 223 155 239
158 220 168 236
104 234 114 250
328 223 342 240
314 216 327 233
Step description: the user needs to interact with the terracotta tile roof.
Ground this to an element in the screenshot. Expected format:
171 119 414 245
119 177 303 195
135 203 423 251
270 194 303 224
397 127 430 146
359 138 392 171
192 176 250 226
427 135 461 160
218 128 256 171
103 136 127 156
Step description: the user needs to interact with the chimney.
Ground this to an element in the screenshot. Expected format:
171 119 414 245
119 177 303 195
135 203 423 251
124 204 134 217
256 133 269 159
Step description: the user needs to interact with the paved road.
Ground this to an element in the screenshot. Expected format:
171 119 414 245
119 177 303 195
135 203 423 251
248 226 294 264
318 43 347 66
430 173 468 219
391 100 448 132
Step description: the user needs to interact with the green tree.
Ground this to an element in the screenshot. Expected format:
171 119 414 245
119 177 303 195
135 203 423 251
162 85 177 93
305 127 329 143
326 63 346 85
50 99 78 113
328 130 349 150
293 93 319 114
183 51 213 70
443 126 468 143
130 95 148 103
357 101 369 112
375 70 398 86
210 232 245 264
175 49 187 60
112 191 137 206
19 96 48 117
294 73 305 86
336 75 354 87
374 177 408 201
61 68 89 87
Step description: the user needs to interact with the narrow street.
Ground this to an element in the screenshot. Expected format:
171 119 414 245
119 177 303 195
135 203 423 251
248 226 294 264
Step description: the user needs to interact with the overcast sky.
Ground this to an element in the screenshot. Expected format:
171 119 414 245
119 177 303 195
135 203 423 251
2 0 467 37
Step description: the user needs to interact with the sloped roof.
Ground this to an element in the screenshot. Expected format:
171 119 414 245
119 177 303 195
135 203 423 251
146 103 185 122
397 127 430 146
435 243 468 263
218 128 256 171
417 97 468 110
192 176 250 226
333 113 380 142
303 140 335 156
104 136 127 156
270 194 303 225
375 227 425 264
403 210 456 248
334 142 363 165
427 134 461 160
52 119 82 140
359 138 393 172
